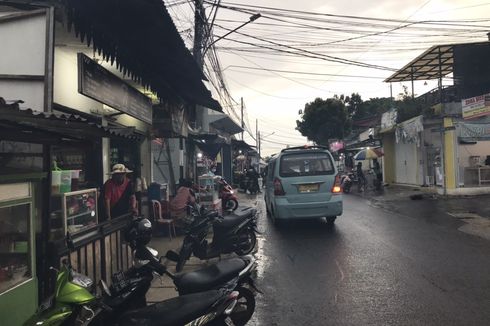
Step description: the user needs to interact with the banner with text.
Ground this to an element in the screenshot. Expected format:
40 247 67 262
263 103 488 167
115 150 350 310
462 93 490 120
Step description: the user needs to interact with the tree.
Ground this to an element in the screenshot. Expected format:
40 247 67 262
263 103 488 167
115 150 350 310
296 97 351 145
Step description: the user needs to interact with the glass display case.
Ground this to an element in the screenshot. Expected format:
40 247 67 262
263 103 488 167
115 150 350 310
198 175 219 204
0 182 33 295
62 188 98 234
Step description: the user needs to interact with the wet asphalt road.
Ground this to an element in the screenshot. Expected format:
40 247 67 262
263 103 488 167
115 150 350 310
247 194 490 326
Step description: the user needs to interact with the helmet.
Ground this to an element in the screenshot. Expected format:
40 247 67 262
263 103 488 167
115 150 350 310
125 217 152 248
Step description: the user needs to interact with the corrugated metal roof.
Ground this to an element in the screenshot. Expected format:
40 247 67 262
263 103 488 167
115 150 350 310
384 41 489 83
0 98 141 140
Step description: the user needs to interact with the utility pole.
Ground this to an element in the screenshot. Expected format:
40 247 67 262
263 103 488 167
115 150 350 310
241 97 244 140
183 0 206 183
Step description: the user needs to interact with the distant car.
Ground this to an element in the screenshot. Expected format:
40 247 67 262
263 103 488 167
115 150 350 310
264 146 343 224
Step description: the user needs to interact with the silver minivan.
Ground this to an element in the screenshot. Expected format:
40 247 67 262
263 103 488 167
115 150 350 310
264 146 343 224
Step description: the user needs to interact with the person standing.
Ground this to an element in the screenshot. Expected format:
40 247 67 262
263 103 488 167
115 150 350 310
103 164 137 220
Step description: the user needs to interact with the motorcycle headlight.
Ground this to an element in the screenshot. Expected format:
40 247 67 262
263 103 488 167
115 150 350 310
230 190 234 194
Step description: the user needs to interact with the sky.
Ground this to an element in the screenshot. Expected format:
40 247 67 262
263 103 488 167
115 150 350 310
165 0 490 156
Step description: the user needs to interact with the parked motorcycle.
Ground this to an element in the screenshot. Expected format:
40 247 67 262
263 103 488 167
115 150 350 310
217 177 239 211
25 232 241 326
175 204 258 272
119 217 258 326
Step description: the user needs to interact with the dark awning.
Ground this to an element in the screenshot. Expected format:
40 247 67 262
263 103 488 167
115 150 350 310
384 41 489 83
0 98 141 144
64 0 222 111
192 135 226 159
231 139 255 151
210 115 243 135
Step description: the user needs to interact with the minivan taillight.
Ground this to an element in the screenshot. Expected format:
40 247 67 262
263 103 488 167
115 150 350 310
273 178 286 196
332 174 342 194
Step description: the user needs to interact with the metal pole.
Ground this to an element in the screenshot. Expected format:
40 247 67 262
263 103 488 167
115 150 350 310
438 47 447 196
411 66 415 99
241 97 244 140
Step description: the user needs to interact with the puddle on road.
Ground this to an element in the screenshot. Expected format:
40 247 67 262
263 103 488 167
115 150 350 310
448 212 490 240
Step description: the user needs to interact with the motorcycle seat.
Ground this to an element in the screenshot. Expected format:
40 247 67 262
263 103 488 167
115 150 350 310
215 213 250 230
174 258 247 295
118 289 222 326
232 206 256 218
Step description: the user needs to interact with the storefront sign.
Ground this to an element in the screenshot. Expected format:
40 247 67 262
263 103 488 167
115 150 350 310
458 122 490 140
78 53 152 124
462 93 490 120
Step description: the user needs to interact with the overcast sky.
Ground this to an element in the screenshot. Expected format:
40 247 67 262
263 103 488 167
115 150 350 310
165 0 490 156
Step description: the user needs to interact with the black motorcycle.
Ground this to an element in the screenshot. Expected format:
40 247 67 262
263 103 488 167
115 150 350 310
132 245 259 326
91 218 255 325
175 205 258 272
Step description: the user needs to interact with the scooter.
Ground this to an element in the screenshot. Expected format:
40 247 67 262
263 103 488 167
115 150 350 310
132 245 259 326
218 177 239 211
340 172 354 194
175 204 258 272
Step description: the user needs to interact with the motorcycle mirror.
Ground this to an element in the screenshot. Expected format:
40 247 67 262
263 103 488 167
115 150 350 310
165 250 180 262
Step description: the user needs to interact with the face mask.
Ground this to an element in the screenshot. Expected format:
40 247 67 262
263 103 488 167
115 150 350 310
113 174 125 184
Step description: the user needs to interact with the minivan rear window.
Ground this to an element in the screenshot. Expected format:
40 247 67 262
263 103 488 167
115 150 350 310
279 152 334 177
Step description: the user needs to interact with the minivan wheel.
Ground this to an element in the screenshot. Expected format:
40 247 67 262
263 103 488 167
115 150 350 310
326 216 336 225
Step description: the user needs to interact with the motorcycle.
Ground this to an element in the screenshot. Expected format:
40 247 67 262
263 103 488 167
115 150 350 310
340 172 354 194
218 177 239 211
175 204 258 272
25 232 241 326
116 217 258 326
132 245 258 326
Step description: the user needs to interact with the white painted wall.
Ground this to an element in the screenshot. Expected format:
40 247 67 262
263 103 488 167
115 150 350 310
0 80 44 111
0 13 46 75
0 12 46 111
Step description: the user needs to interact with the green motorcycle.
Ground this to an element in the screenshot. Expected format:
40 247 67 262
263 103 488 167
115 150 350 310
24 239 96 326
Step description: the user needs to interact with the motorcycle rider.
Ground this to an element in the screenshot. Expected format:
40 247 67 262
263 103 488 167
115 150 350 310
246 166 260 193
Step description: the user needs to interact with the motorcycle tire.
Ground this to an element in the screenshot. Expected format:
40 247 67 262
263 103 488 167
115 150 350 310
343 183 351 194
228 287 256 326
176 243 193 272
234 229 257 256
224 199 239 211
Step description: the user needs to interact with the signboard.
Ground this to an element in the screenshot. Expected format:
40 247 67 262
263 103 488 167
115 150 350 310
458 122 490 140
78 53 152 124
461 93 490 120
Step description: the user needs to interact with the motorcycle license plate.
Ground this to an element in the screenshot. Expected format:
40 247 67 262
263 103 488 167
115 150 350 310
298 184 319 193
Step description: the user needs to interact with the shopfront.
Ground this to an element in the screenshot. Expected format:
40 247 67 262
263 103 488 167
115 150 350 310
456 121 490 188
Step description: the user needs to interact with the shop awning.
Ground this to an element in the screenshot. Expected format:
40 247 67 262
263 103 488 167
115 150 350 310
231 139 256 151
384 41 489 83
192 135 227 159
210 115 243 135
0 98 142 143
64 0 222 111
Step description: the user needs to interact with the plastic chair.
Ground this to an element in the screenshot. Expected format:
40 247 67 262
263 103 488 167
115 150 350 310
152 200 176 241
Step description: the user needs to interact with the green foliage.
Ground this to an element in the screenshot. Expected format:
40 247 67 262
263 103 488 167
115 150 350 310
297 89 430 143
296 97 351 145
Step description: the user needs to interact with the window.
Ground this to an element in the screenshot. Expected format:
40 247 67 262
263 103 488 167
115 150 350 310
267 161 275 181
0 203 31 293
280 152 334 177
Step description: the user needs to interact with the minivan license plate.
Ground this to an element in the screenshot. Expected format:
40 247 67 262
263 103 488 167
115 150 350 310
298 184 319 193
